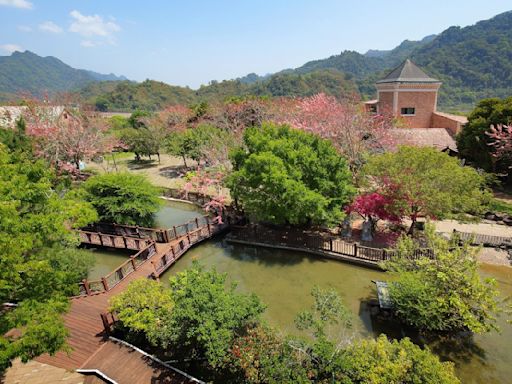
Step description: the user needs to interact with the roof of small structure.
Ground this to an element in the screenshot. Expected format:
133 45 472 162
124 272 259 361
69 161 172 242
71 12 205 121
377 59 440 84
389 128 457 151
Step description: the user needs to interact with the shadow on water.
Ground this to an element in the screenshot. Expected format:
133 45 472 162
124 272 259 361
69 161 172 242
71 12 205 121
222 240 313 267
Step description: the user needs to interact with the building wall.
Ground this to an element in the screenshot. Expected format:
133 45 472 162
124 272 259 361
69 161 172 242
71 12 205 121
376 82 440 128
397 90 437 128
431 112 467 135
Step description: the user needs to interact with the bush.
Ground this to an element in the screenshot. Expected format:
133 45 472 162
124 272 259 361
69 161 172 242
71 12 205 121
83 172 161 226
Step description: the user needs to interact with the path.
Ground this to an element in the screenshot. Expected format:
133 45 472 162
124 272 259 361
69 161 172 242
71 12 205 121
33 216 226 382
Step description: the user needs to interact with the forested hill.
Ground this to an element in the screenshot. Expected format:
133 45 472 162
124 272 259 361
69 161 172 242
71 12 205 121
269 11 512 110
79 69 356 112
0 50 126 99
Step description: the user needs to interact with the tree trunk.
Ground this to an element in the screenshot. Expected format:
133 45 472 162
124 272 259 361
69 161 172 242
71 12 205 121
182 155 187 168
157 152 161 163
407 220 416 236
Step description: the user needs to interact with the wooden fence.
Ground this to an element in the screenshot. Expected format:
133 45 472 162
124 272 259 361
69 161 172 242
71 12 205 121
152 217 229 277
78 242 157 296
228 225 433 264
163 188 213 207
81 223 170 243
79 230 154 250
452 230 512 247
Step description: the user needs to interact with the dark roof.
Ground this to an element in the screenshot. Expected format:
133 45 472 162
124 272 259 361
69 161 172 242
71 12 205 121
377 59 440 84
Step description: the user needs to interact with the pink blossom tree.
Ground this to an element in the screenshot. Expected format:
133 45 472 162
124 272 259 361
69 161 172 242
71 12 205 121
24 102 118 173
276 93 396 172
486 124 512 167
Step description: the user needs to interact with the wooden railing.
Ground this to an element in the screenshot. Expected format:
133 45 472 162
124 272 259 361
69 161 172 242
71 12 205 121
81 223 170 243
452 230 512 247
152 217 228 277
77 242 157 296
228 225 433 264
163 188 213 207
79 230 154 250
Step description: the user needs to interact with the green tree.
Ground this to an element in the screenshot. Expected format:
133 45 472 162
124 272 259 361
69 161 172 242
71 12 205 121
456 96 512 171
362 146 491 234
0 144 97 371
160 263 265 369
340 335 459 384
110 279 173 345
227 123 355 226
386 227 502 333
83 172 161 226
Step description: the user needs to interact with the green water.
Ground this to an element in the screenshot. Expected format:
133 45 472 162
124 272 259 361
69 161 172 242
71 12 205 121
154 199 204 228
88 201 512 383
86 200 204 280
159 241 512 384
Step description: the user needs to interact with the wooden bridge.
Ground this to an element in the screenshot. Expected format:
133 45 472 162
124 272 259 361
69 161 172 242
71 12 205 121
36 214 227 382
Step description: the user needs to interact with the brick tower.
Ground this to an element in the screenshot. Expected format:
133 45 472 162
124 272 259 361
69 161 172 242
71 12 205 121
376 59 441 128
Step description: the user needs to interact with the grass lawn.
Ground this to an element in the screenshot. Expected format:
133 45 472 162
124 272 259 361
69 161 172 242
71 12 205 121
489 198 512 216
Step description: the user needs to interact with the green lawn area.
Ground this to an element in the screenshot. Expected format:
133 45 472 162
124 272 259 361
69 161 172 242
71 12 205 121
489 198 512 216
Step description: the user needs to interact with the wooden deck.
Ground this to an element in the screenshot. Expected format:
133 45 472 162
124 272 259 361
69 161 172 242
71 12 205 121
78 338 202 384
35 217 227 378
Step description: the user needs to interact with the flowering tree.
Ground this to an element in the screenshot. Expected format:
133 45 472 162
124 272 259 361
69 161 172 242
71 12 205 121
346 192 401 226
24 103 118 173
182 167 228 224
486 124 512 168
277 93 396 171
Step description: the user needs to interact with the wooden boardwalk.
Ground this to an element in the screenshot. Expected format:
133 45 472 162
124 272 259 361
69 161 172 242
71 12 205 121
35 216 227 380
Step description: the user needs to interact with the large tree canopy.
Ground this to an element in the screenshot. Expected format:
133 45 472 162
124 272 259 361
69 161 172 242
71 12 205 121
227 123 355 226
83 172 161 226
0 144 97 371
386 228 501 334
362 146 491 232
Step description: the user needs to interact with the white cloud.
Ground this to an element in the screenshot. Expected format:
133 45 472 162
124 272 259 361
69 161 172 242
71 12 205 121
39 21 63 34
0 0 32 9
17 25 32 32
0 44 22 54
69 10 120 42
80 40 96 48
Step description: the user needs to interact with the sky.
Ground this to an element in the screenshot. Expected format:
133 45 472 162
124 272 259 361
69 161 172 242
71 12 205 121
0 0 511 88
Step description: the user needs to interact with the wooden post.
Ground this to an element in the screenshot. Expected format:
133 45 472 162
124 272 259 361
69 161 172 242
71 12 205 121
82 279 91 295
101 277 109 291
382 249 387 261
173 226 178 239
151 260 159 279
99 233 104 246
130 256 137 270
353 243 358 258
195 217 199 229
123 236 127 248
100 313 111 335
329 239 333 252
207 222 211 236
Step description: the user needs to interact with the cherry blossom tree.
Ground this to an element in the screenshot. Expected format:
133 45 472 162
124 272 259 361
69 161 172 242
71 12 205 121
182 167 228 224
24 102 118 173
486 124 512 168
276 93 396 172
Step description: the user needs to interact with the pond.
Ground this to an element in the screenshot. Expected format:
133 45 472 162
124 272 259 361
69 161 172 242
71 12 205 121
86 200 204 280
88 200 512 383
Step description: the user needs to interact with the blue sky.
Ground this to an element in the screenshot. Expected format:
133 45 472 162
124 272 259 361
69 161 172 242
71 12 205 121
0 0 511 88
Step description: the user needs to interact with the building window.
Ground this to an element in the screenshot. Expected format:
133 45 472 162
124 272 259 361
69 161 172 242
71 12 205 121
401 107 415 115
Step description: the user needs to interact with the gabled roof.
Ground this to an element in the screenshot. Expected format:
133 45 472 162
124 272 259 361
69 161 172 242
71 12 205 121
377 59 440 84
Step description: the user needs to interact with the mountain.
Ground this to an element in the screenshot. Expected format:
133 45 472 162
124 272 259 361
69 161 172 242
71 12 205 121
262 11 512 110
0 50 126 99
79 69 356 112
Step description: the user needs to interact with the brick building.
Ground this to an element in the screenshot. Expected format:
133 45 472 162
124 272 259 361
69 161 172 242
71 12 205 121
365 59 467 143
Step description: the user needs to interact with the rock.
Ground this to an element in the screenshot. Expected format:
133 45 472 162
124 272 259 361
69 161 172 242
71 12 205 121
503 216 512 226
484 212 496 220
494 213 504 221
361 220 373 242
